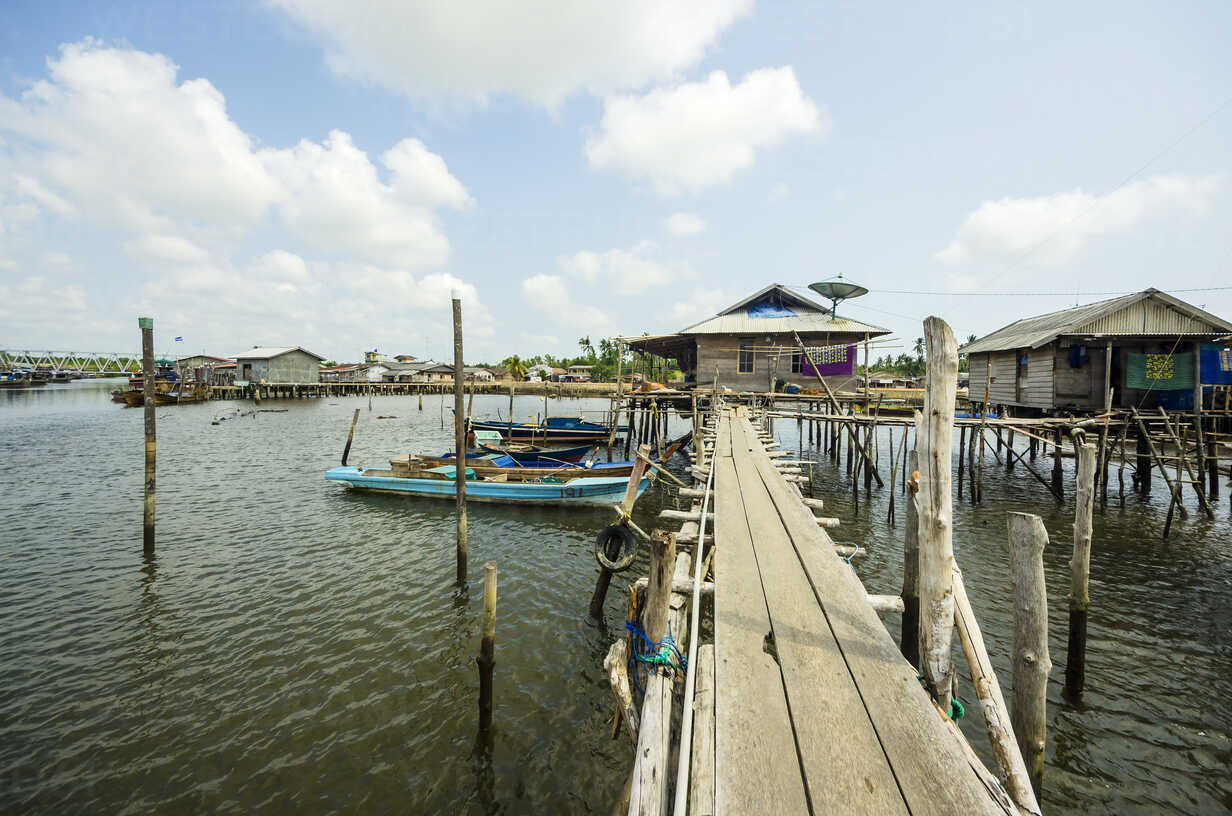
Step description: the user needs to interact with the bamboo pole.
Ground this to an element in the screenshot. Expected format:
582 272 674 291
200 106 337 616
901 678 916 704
477 561 497 731
341 408 360 466
453 293 468 583
917 317 958 713
1008 511 1051 798
952 566 1041 815
1065 442 1095 698
900 412 922 668
139 316 155 555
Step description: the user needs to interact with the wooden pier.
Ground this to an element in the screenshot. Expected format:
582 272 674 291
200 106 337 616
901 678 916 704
603 398 1037 816
709 410 1014 814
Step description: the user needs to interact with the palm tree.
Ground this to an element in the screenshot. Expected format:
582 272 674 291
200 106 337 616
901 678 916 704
578 335 595 360
502 354 529 381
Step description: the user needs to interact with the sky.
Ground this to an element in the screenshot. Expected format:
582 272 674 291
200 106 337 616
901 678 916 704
0 0 1229 364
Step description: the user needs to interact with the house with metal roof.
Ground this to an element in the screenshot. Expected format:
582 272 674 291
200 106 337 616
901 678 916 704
624 283 890 392
232 346 326 383
962 289 1232 413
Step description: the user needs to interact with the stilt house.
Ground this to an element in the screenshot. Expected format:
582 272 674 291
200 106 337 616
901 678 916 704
625 283 890 392
962 289 1232 413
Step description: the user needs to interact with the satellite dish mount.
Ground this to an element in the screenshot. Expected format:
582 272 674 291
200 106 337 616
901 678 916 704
808 274 868 319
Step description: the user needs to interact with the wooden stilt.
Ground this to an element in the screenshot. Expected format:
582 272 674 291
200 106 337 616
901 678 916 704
477 562 497 731
341 408 360 465
139 316 156 555
1008 511 1051 798
1065 442 1095 698
900 413 922 668
453 293 468 583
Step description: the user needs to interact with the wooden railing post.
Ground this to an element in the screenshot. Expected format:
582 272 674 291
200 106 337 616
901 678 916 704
1008 511 1051 798
917 317 958 714
900 411 922 668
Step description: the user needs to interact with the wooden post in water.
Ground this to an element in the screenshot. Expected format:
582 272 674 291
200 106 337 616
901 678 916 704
139 316 156 555
1066 441 1095 698
1051 429 1065 500
341 408 360 465
957 425 966 500
477 561 497 731
587 444 651 619
507 384 515 440
900 412 922 668
452 292 468 583
1008 511 1051 798
978 363 991 502
917 316 957 714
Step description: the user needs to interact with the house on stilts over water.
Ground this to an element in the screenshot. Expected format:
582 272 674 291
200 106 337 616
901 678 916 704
624 283 890 392
962 288 1232 415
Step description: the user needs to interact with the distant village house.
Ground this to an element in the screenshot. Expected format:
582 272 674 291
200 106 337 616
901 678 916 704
233 346 325 384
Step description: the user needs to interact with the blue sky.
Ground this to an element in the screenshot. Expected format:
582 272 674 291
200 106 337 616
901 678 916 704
1 0 1229 364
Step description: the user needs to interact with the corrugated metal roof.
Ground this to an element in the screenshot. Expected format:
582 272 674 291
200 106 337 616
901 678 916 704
678 283 888 336
234 346 325 360
961 289 1232 354
680 311 888 335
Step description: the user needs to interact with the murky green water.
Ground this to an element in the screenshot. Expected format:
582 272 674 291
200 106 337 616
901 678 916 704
1 384 1228 814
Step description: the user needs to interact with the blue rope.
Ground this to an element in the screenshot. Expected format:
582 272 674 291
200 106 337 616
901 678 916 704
625 619 688 694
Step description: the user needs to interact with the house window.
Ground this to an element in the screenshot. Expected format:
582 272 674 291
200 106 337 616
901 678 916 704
791 350 802 374
738 339 754 373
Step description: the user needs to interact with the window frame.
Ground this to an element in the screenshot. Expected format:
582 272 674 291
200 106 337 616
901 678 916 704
738 338 755 374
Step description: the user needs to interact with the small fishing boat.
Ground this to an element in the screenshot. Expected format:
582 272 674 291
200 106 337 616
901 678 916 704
468 415 619 443
475 443 594 464
325 465 647 507
394 453 639 479
0 373 32 389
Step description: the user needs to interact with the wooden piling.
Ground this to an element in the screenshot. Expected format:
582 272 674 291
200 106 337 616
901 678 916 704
957 425 966 500
900 413 922 668
588 445 651 619
918 317 958 714
453 293 468 583
1065 442 1095 698
341 408 360 465
1051 429 1064 500
478 561 497 731
1008 511 1051 798
139 316 155 555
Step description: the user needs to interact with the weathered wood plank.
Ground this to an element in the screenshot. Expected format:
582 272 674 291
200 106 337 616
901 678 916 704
728 419 907 815
688 644 716 816
713 421 810 815
737 416 1011 816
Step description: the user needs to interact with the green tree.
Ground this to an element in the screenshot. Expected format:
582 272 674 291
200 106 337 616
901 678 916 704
501 355 529 381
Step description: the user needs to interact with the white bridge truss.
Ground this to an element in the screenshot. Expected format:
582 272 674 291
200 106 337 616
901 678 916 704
0 350 143 373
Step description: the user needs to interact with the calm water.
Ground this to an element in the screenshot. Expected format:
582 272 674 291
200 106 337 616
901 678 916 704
0 384 1228 814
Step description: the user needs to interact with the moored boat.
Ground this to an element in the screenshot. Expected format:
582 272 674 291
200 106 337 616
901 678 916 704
475 443 594 463
467 415 619 442
392 452 638 479
325 465 647 507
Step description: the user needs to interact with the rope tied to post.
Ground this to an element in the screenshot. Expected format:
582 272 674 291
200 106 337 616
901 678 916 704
625 620 687 693
915 673 966 720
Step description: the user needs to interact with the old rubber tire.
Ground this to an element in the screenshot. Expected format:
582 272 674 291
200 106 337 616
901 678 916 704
595 523 637 572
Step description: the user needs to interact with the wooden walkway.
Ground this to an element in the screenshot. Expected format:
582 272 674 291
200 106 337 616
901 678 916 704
711 411 1016 815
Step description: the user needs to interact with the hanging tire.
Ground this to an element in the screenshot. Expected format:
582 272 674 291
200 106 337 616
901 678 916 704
595 523 638 572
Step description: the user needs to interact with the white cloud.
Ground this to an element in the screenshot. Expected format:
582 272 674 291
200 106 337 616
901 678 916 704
0 40 486 357
936 175 1220 267
664 212 706 236
271 0 752 108
558 240 688 295
521 273 610 330
585 68 824 194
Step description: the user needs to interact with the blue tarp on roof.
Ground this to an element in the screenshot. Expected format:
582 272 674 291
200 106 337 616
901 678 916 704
747 299 796 318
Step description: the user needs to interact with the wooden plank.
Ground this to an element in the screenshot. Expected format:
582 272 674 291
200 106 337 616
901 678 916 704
727 419 907 815
688 644 716 816
737 417 1012 816
712 418 810 815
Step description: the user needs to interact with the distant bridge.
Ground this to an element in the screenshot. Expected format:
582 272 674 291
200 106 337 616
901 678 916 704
0 350 143 373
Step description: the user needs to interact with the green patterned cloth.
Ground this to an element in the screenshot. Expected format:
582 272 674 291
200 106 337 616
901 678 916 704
1126 351 1194 391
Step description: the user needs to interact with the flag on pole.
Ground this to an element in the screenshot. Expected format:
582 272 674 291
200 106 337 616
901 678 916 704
174 336 183 342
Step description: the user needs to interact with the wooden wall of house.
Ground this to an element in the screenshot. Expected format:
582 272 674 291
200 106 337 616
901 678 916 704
1051 339 1109 409
695 333 863 393
1024 348 1054 409
989 352 1018 404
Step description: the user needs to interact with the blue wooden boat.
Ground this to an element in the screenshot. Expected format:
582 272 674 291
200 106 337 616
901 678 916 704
476 443 594 463
467 416 618 442
325 465 647 506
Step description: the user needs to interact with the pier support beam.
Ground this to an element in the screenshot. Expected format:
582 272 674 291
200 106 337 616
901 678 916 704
453 292 468 583
139 316 155 555
1008 512 1051 798
1065 442 1095 698
917 317 958 714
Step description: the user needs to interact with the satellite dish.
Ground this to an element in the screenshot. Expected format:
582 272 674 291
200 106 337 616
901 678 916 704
809 274 868 318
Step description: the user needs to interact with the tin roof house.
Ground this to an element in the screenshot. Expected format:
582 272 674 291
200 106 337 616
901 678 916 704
962 289 1232 413
625 283 890 392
